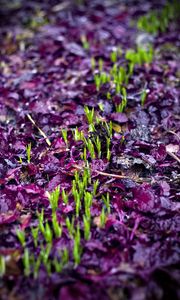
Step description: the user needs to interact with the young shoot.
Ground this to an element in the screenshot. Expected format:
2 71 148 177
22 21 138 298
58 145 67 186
66 217 75 238
73 127 84 141
53 248 69 273
98 102 104 111
26 143 31 164
23 248 31 276
94 136 101 158
53 257 62 273
48 186 60 211
37 209 45 235
91 57 96 70
16 229 26 247
73 224 81 265
40 244 52 274
84 106 94 125
0 256 6 277
80 34 89 50
61 247 69 265
106 137 111 161
61 128 68 146
83 215 91 241
75 193 81 217
62 188 68 204
32 254 41 279
44 222 53 244
100 207 106 228
31 227 39 248
80 146 87 161
85 138 96 159
106 91 111 100
118 66 127 85
94 73 101 91
52 212 62 238
100 72 108 84
84 191 92 219
110 50 117 63
102 192 110 214
93 179 99 196
115 82 121 94
18 156 23 164
141 89 147 106
98 58 103 72
104 121 113 138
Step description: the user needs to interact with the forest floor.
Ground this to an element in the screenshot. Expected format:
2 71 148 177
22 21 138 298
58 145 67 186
0 1 179 300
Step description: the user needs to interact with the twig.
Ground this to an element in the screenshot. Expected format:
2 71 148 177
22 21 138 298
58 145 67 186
95 170 150 183
95 170 129 179
167 130 180 141
166 150 180 164
27 114 51 146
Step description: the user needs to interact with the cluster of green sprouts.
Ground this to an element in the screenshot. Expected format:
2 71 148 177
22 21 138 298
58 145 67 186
91 45 153 109
125 45 153 67
137 1 179 34
15 206 66 278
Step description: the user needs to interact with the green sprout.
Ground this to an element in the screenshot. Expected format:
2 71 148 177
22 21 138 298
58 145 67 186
93 179 99 196
73 127 84 141
75 191 81 217
48 186 60 211
32 254 41 279
40 244 52 274
81 34 89 50
80 146 87 161
44 222 53 244
83 215 91 240
61 128 68 146
118 66 127 85
18 156 23 164
84 191 92 219
104 121 113 138
0 256 6 277
73 224 82 265
102 192 110 214
23 248 31 276
94 136 101 158
37 209 45 235
100 207 106 228
62 188 68 204
125 46 153 66
61 247 69 265
106 137 111 161
91 57 96 70
52 212 62 238
141 89 147 106
137 1 179 34
53 257 63 273
85 138 96 159
106 91 111 100
110 50 117 63
16 229 26 247
98 102 104 111
88 123 96 133
100 72 108 84
26 143 31 164
122 87 127 109
94 74 101 91
66 217 75 238
98 58 103 72
31 227 39 248
84 106 94 125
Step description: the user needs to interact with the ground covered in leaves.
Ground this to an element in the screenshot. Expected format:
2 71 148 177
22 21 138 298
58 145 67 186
0 1 180 299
